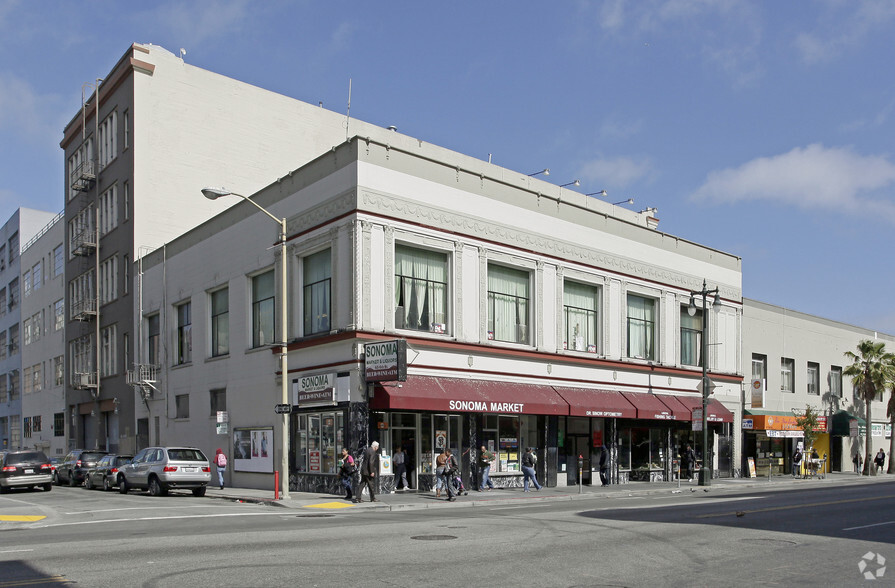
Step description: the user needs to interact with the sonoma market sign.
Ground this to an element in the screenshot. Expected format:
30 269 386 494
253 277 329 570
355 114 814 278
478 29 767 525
364 339 407 382
293 372 336 406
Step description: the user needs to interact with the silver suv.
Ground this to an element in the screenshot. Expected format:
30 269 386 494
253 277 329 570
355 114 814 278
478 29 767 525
117 447 211 497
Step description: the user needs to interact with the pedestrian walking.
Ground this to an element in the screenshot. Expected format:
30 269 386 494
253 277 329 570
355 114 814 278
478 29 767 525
853 452 862 474
684 444 697 482
393 446 409 490
213 448 227 490
355 441 381 503
477 445 495 491
338 448 356 501
792 447 803 478
875 449 886 474
441 448 457 501
435 448 447 498
598 445 609 486
521 447 542 492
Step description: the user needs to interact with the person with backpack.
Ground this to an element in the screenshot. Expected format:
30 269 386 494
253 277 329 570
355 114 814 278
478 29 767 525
213 448 228 490
521 447 541 492
339 447 356 500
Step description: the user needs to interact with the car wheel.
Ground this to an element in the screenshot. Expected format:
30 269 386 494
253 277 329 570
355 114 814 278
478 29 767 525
103 478 111 491
118 477 128 494
84 476 93 490
0 485 8 494
148 477 167 497
43 483 52 492
192 486 207 497
67 471 77 487
52 471 58 485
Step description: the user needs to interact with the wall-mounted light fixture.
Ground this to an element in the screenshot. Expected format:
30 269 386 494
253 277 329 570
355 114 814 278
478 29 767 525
560 180 580 188
639 207 658 215
586 190 608 197
613 198 634 206
527 168 550 177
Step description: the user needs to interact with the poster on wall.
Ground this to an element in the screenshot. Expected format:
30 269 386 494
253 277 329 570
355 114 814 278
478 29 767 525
233 427 274 473
435 430 447 450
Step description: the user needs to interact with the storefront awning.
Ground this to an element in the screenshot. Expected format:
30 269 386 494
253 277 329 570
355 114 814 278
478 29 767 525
654 394 690 420
554 387 637 419
674 396 735 423
621 392 678 420
831 410 867 436
371 376 568 415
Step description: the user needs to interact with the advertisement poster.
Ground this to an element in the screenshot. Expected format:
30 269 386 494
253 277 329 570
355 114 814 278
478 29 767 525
233 427 274 473
435 430 447 450
309 449 321 472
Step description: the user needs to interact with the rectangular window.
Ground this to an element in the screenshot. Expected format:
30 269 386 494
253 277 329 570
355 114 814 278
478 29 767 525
487 264 529 344
23 366 32 394
31 363 41 393
303 249 333 335
30 312 41 344
101 324 117 377
807 362 820 395
781 358 794 393
54 299 64 331
123 255 129 295
32 415 41 433
626 294 656 360
211 288 229 357
23 317 32 346
563 280 599 353
24 417 31 438
54 356 64 386
100 256 118 304
8 231 18 264
752 353 767 382
394 245 447 333
210 388 227 416
53 245 64 277
294 412 344 474
176 302 192 364
98 111 117 168
123 110 129 149
23 269 31 298
0 287 5 317
680 307 702 366
0 245 5 270
252 271 275 348
124 182 129 221
175 394 190 419
9 324 19 354
830 366 842 398
98 185 118 235
32 260 42 291
70 334 94 378
8 278 18 310
54 412 65 437
0 331 6 360
9 371 18 400
147 314 160 365
123 333 129 375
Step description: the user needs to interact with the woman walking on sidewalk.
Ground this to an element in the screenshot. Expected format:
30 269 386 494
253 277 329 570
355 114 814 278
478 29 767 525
214 448 227 490
521 447 542 492
339 448 356 501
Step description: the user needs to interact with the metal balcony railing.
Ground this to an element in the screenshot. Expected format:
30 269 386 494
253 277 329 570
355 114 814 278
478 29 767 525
69 160 96 193
126 364 159 386
71 298 97 321
72 371 97 389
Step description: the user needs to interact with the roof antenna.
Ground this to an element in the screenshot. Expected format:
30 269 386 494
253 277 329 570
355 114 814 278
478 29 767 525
345 77 352 141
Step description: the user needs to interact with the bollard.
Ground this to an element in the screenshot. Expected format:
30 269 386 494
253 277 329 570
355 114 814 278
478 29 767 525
578 454 583 494
274 470 280 500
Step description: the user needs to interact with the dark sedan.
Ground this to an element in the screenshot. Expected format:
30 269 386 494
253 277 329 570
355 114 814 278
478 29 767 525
0 450 53 493
85 454 133 491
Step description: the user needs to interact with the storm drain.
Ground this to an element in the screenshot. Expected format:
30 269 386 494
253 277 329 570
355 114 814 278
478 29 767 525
411 535 457 541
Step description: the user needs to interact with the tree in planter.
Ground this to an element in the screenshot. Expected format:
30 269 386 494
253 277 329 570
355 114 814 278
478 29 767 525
844 340 895 476
795 405 821 452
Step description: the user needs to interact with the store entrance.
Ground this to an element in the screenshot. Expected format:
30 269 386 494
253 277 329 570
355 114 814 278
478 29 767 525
392 427 416 489
569 435 592 485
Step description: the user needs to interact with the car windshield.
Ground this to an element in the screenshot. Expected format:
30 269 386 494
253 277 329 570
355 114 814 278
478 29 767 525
80 452 106 461
167 449 206 461
6 452 48 465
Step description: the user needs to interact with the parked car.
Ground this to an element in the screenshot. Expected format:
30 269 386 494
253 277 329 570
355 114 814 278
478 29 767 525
56 449 109 486
0 450 53 493
117 447 211 497
85 454 133 491
49 457 61 483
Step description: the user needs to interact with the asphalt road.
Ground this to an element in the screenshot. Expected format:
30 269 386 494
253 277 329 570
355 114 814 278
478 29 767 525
1 481 893 587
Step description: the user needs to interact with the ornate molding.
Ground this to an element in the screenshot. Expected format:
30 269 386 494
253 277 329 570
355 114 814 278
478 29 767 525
287 191 356 236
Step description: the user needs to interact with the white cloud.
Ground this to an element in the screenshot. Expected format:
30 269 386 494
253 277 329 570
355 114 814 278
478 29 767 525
691 144 895 223
145 0 253 46
0 73 61 146
795 0 895 64
599 114 644 141
578 155 654 187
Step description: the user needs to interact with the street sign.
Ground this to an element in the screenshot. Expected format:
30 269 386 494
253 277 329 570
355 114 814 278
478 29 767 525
274 404 292 414
692 408 703 431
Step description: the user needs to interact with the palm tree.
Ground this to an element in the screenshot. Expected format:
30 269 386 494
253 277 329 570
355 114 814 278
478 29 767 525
844 340 894 475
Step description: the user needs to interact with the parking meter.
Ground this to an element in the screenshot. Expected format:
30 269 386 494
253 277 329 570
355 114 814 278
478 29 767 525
578 454 584 494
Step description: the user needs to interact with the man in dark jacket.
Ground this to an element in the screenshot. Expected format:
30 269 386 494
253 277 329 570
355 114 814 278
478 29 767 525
356 441 381 503
598 445 609 486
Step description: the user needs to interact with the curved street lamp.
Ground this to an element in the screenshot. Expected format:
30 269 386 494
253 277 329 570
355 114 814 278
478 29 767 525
202 187 290 500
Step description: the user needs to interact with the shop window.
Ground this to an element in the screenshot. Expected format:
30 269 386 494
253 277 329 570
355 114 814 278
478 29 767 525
294 411 344 474
626 294 656 360
252 270 275 348
680 306 702 366
303 249 331 335
394 245 448 333
487 264 529 344
563 280 599 353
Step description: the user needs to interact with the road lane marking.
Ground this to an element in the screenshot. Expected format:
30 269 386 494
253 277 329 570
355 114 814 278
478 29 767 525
65 505 251 515
0 549 34 554
489 503 557 511
843 520 895 531
0 516 45 522
695 494 893 519
32 511 291 529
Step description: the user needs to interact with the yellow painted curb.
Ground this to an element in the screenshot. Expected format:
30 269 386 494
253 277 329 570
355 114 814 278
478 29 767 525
0 515 46 522
304 502 353 509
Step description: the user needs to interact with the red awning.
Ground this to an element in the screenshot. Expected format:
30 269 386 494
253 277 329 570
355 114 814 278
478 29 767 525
655 394 690 420
554 387 637 419
621 392 678 420
674 395 735 423
371 376 568 415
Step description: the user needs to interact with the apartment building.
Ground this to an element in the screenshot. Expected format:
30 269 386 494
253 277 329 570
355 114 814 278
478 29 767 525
20 213 66 457
0 208 60 450
137 134 744 492
60 43 399 453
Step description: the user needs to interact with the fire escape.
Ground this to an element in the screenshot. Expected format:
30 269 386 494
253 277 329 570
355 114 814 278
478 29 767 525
69 155 99 396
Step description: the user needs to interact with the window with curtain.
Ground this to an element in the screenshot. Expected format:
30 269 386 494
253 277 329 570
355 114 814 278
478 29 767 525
563 280 599 352
303 250 331 335
680 307 702 366
176 302 191 365
394 245 448 333
252 271 275 348
830 366 842 398
807 362 820 395
626 294 656 360
781 358 794 392
487 264 530 344
211 288 229 357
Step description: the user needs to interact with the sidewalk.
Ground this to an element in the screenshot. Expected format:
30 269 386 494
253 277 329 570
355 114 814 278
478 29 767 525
206 471 892 512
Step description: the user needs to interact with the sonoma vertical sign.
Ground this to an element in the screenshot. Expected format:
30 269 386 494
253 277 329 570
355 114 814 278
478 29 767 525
364 339 407 382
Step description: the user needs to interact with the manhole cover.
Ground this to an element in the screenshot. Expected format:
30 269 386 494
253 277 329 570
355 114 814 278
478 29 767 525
740 538 798 546
295 514 336 518
411 535 458 541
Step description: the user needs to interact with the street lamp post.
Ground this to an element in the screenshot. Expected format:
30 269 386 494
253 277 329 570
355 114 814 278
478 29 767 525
689 279 720 487
202 187 290 500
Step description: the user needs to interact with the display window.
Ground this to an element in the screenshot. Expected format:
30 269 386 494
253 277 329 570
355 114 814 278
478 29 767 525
293 410 345 474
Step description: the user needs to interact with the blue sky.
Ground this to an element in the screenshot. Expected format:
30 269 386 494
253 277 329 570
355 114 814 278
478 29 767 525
2 1 894 332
